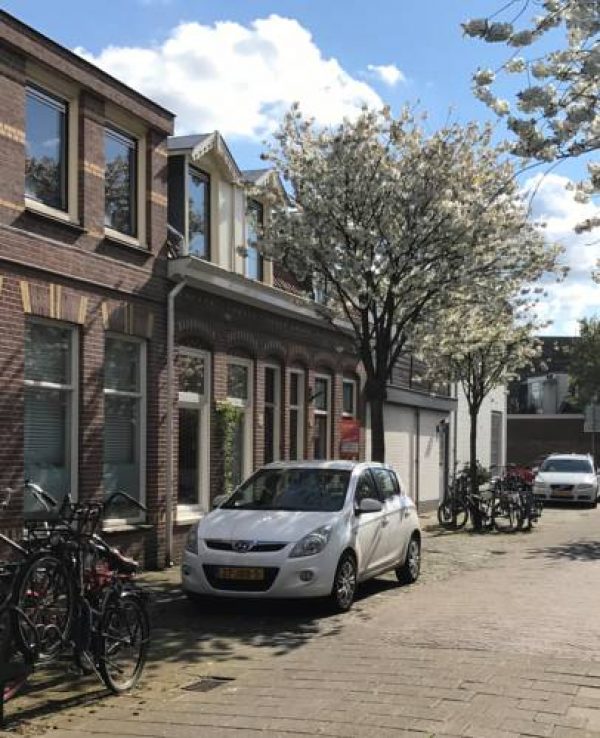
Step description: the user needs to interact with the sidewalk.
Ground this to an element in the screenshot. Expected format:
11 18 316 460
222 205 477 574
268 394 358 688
5 505 600 737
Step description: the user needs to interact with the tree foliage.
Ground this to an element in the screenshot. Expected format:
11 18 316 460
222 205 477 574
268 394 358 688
259 105 562 460
420 303 542 485
463 0 599 227
569 316 600 405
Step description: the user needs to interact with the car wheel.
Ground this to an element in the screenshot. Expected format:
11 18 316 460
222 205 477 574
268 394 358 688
329 552 357 613
396 534 421 585
185 590 205 605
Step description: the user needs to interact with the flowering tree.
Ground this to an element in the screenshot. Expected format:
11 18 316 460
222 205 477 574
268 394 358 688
259 106 561 461
463 0 599 235
420 305 542 494
570 316 600 406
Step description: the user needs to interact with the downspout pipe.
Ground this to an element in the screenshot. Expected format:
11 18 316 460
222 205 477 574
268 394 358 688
165 278 186 567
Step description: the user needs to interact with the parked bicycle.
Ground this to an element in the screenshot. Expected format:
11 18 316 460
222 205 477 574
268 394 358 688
0 481 150 724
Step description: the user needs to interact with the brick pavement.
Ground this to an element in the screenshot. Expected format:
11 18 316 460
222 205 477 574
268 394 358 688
4 505 600 738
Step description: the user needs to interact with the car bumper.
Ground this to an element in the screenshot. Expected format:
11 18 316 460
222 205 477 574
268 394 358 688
181 548 338 599
534 489 597 502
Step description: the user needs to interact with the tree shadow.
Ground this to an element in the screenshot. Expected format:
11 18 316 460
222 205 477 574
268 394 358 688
527 540 600 561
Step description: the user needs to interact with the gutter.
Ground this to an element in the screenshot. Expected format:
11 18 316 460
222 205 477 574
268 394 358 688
165 278 186 567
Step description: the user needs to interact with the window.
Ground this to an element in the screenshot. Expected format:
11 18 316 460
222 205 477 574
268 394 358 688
313 374 331 460
343 379 357 417
289 369 305 461
103 336 145 512
24 320 77 508
227 359 253 487
177 349 211 512
371 468 399 500
264 365 280 463
246 199 264 281
355 470 380 505
25 86 68 212
188 167 210 259
105 127 137 236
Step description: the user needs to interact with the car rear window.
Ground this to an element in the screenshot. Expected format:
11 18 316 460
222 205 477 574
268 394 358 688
540 458 593 473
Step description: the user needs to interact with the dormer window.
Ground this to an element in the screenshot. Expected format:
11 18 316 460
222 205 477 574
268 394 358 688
246 198 263 281
188 167 210 259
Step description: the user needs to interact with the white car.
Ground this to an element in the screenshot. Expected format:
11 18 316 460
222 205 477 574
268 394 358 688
182 461 421 612
533 453 598 506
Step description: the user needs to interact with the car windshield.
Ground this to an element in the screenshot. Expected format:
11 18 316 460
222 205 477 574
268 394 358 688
221 468 351 512
540 458 593 473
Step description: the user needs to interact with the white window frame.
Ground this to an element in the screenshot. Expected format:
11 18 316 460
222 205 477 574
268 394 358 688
24 68 79 224
245 197 264 282
184 160 211 260
313 373 332 460
288 368 305 460
24 317 79 502
226 357 254 481
342 378 358 418
103 334 146 524
177 347 211 518
103 103 147 249
263 364 281 463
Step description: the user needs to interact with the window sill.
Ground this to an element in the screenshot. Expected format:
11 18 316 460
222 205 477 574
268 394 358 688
24 200 84 233
103 521 153 534
103 228 149 253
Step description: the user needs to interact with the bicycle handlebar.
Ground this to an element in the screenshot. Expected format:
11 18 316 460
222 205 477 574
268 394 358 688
25 480 58 511
103 491 147 513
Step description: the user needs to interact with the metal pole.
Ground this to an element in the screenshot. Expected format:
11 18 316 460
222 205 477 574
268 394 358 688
165 279 186 568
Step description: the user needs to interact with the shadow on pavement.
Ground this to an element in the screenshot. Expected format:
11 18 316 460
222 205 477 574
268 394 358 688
527 540 600 561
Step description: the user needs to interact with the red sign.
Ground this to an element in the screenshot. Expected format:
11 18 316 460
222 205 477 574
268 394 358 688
340 417 360 460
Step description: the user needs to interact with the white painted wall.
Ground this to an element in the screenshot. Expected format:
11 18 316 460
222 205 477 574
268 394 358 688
366 404 448 507
452 384 507 474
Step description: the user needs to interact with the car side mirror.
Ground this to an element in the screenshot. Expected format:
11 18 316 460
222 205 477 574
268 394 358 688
212 494 228 509
357 497 383 514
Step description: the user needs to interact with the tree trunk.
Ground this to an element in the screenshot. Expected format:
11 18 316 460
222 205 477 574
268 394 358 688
369 393 386 462
469 407 478 496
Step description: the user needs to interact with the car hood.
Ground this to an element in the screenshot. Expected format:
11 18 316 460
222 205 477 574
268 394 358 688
536 472 596 485
197 509 341 543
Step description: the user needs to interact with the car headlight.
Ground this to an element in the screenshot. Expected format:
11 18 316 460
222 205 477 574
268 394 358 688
185 524 199 555
289 526 332 558
533 481 547 489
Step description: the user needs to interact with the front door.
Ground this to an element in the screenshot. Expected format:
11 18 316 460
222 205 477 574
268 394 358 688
352 470 387 577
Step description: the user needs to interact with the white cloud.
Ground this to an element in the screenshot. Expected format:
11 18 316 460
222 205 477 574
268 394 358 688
366 63 406 87
524 173 600 336
75 16 383 139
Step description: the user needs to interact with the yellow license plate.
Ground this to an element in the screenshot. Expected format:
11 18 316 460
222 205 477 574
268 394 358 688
217 567 264 581
553 490 572 497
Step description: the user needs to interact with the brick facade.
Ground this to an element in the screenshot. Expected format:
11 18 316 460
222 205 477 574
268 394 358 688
0 12 173 567
171 290 366 561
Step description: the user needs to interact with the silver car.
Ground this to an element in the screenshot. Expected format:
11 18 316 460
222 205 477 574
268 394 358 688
533 454 598 506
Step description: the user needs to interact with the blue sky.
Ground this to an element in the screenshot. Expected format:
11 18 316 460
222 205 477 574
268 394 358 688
5 0 598 334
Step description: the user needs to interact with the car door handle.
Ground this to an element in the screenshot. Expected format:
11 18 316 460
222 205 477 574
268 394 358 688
381 518 389 527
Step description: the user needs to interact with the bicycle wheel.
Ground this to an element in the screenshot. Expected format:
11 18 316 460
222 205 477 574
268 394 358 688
437 501 468 529
493 499 519 533
98 594 149 694
13 553 74 662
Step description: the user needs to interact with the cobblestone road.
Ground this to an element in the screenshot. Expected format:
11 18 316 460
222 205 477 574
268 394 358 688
4 504 600 737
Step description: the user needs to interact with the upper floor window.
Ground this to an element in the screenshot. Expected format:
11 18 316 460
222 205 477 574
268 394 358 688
246 199 264 281
105 127 137 237
25 86 68 212
188 167 210 259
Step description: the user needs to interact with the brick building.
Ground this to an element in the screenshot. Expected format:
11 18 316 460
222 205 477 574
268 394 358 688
0 11 174 566
165 134 364 563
